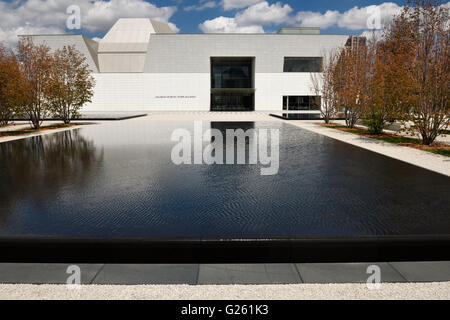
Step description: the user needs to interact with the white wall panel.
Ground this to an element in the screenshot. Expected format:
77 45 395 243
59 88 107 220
28 35 99 72
145 34 349 73
86 73 210 111
98 53 147 73
88 74 144 111
86 72 319 112
255 73 318 110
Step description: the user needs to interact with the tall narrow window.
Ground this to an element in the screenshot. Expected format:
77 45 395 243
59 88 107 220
283 96 288 110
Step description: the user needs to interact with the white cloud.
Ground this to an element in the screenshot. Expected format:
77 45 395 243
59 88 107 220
199 17 264 33
185 1 217 12
221 0 264 11
296 2 403 30
295 10 340 29
235 1 293 26
0 0 178 47
80 0 177 33
202 1 402 35
199 1 291 33
339 3 402 30
168 23 180 34
0 25 65 47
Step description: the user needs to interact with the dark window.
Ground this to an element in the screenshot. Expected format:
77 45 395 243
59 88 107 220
283 57 323 72
310 96 321 109
211 58 253 89
282 96 321 111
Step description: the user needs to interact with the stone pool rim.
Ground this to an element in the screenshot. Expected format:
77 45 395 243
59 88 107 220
1 235 449 264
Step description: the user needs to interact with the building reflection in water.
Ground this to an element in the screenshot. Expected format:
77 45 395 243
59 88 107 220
207 122 256 165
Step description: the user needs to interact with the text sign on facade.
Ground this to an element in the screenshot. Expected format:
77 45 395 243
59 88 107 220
155 96 197 99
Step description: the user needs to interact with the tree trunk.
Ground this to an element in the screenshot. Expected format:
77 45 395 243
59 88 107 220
30 113 40 130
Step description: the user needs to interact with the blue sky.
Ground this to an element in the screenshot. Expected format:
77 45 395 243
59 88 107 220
164 0 408 34
0 0 425 45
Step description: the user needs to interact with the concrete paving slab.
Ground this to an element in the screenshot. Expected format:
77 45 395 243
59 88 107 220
0 264 103 284
296 263 406 284
1 262 449 285
198 264 302 285
390 261 450 282
92 264 199 285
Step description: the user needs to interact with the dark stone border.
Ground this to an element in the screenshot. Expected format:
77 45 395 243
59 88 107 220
1 262 450 284
0 236 449 264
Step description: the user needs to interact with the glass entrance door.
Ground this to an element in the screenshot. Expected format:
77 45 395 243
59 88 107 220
211 91 255 111
211 57 255 111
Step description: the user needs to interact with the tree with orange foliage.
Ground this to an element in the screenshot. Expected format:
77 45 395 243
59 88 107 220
17 37 53 130
333 44 370 128
360 34 401 134
384 0 449 145
0 45 30 125
46 45 95 124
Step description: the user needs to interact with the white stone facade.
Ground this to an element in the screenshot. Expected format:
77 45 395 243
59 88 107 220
25 19 350 112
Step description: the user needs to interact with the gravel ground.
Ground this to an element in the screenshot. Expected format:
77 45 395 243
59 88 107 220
0 282 449 300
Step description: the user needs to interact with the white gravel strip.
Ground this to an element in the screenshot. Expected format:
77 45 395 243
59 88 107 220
0 283 449 300
287 121 450 177
0 122 95 144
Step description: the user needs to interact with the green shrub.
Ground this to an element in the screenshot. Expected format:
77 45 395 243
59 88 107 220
362 111 389 135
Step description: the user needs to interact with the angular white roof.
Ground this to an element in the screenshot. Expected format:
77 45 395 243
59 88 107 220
99 18 173 52
24 35 99 72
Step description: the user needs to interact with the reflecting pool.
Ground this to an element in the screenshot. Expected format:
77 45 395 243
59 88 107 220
0 121 449 239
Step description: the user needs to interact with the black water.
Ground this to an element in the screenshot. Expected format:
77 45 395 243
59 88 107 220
0 121 449 239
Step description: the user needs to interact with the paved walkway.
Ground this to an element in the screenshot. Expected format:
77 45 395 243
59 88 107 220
0 262 449 285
